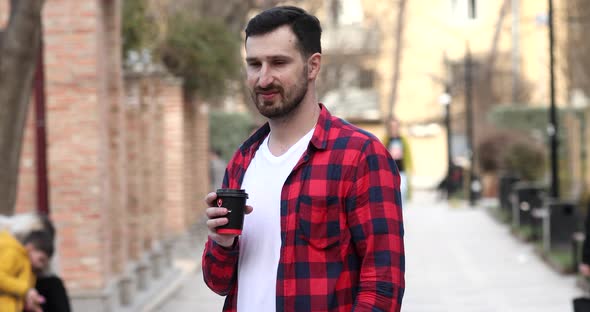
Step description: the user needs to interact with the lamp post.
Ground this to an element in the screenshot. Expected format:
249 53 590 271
439 89 453 196
548 0 559 198
465 43 479 206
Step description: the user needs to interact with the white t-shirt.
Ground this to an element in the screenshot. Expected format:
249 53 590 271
237 128 314 312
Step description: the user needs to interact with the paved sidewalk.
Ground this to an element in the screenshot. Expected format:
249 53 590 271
403 191 583 312
154 191 584 311
151 221 225 312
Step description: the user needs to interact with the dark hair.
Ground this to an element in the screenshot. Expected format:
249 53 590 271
24 214 55 257
245 6 322 58
23 230 54 258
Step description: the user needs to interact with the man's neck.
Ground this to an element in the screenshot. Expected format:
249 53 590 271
267 99 319 157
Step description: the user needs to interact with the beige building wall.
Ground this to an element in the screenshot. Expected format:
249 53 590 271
365 0 566 187
394 1 515 187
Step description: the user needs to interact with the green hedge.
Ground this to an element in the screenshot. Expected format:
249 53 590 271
209 111 256 161
488 105 586 141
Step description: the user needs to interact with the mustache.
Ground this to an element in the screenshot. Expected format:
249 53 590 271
254 84 283 93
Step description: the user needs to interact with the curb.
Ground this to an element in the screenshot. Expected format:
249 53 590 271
141 259 199 312
141 232 208 312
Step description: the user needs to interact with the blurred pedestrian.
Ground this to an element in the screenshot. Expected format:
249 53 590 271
33 228 71 312
0 213 71 312
202 6 404 312
0 213 53 312
35 274 71 312
384 116 413 202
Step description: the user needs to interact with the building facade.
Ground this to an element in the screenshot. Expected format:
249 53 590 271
301 0 572 189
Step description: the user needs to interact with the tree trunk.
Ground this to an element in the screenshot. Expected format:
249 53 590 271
0 0 45 215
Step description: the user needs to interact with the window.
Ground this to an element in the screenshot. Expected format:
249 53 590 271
451 0 478 21
359 69 375 89
323 64 375 90
326 0 364 26
468 0 477 19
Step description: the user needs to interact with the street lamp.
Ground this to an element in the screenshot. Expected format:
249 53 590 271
464 43 480 207
439 90 453 198
547 0 559 199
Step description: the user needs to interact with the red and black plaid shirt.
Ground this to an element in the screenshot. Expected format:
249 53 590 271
202 104 405 311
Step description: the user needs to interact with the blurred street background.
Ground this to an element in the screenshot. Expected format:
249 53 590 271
1 0 590 311
155 191 585 311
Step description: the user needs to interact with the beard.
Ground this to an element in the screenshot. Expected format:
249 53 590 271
250 66 309 119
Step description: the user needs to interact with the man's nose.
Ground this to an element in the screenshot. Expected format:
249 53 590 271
257 64 274 88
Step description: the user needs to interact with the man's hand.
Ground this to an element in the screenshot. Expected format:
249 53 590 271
580 263 590 277
25 288 45 312
204 192 253 248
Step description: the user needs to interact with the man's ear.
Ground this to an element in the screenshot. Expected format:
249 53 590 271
307 53 321 80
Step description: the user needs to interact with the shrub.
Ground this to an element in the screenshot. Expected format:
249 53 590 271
209 111 256 161
477 130 547 181
158 14 241 99
478 132 511 173
502 139 547 181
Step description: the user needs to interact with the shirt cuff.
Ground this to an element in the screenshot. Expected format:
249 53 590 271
210 239 239 259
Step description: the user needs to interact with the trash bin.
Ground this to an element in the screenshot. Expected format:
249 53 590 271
547 200 579 250
511 182 545 237
498 174 519 219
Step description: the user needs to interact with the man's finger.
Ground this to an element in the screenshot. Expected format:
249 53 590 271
207 217 228 229
204 192 218 206
206 207 228 218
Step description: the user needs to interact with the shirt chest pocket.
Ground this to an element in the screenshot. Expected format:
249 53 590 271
297 195 341 249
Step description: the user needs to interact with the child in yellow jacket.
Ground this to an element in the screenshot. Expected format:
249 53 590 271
0 215 54 312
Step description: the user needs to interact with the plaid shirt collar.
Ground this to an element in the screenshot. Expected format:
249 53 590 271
239 103 331 157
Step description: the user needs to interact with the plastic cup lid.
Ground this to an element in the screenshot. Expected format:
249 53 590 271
216 188 249 198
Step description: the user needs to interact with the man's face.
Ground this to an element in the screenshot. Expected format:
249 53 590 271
26 245 49 272
245 25 310 119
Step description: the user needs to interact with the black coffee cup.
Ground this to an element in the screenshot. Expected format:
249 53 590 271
215 189 249 235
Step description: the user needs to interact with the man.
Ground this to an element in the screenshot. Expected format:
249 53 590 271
384 117 412 202
202 6 405 312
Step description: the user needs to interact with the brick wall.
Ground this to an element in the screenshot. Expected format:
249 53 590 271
124 79 142 260
181 95 210 229
15 105 37 214
44 0 109 291
195 101 210 219
163 80 190 236
126 72 189 241
10 0 210 307
152 81 167 242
